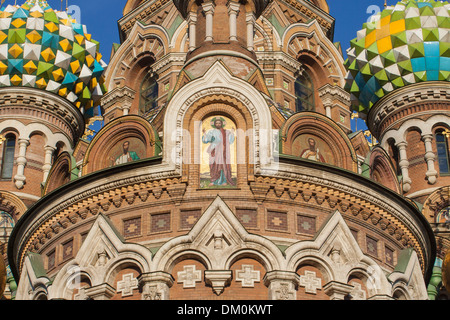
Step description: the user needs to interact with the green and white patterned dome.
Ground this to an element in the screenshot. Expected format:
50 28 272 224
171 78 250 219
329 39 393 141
344 0 450 113
0 0 107 117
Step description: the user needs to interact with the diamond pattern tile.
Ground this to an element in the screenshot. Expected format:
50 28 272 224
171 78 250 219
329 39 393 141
344 0 450 113
0 0 107 116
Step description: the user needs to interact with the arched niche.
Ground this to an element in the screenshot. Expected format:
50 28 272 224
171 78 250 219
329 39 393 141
279 112 358 172
369 146 401 194
82 116 160 175
182 94 254 189
43 152 77 195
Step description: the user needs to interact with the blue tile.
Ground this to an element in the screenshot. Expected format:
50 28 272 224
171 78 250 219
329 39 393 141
411 57 426 72
423 41 440 57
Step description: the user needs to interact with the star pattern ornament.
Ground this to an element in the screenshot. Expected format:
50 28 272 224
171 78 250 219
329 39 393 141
344 0 450 114
0 0 107 117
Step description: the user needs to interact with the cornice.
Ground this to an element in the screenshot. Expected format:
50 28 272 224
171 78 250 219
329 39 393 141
367 82 450 139
0 87 85 144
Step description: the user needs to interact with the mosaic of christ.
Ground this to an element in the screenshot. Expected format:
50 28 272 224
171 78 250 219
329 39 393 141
200 115 237 188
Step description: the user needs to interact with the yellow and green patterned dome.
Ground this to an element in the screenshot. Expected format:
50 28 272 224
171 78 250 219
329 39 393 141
344 0 450 113
0 0 107 116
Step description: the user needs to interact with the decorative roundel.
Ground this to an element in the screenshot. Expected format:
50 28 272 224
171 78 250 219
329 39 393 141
344 0 450 113
0 0 107 117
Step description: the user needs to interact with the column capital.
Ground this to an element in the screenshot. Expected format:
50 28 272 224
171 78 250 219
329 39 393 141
138 271 174 300
245 11 256 23
202 1 216 13
323 281 353 300
227 0 240 14
84 283 116 300
187 11 198 23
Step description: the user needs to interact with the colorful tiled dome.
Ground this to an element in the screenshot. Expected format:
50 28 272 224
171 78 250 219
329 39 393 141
0 0 107 116
344 0 450 113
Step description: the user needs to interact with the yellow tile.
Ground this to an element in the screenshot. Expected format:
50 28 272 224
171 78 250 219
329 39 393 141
8 44 23 59
10 75 22 86
52 68 65 81
70 60 81 73
389 19 405 35
365 30 377 48
75 81 84 94
58 87 68 97
380 15 391 27
85 55 95 67
35 77 47 89
0 61 7 75
59 39 73 52
0 31 7 44
90 77 98 89
11 18 26 28
26 30 42 44
74 34 85 45
41 48 56 62
29 10 43 18
23 61 38 74
45 22 59 33
376 24 391 41
377 36 392 54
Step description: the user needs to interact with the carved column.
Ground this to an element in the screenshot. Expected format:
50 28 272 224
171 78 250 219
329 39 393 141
42 146 56 183
263 271 299 300
245 12 255 51
202 1 215 42
422 134 438 185
227 1 240 42
396 141 412 192
14 138 29 189
138 271 174 300
187 12 198 51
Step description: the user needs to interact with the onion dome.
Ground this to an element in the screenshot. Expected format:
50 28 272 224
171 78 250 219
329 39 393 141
344 0 450 113
0 0 107 117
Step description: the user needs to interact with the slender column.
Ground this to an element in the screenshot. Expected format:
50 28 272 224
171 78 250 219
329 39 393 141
245 12 255 51
227 1 240 42
42 146 56 183
422 134 437 185
14 138 29 189
187 12 198 51
396 141 412 192
202 1 215 42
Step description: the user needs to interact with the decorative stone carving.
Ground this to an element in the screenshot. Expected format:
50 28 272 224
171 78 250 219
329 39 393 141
299 270 322 294
177 265 202 288
349 282 366 300
236 265 260 287
204 270 232 296
117 273 139 297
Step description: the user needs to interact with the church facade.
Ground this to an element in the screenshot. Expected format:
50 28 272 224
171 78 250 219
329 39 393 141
0 0 448 300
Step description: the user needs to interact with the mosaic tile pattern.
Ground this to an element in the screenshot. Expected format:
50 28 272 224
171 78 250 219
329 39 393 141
0 0 107 117
344 0 450 113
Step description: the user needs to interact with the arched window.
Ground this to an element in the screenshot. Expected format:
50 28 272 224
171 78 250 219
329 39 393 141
139 73 159 117
295 71 315 112
1 134 16 180
436 130 450 175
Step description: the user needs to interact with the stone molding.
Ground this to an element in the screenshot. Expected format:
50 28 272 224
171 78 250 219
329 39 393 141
367 82 450 139
0 87 85 144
